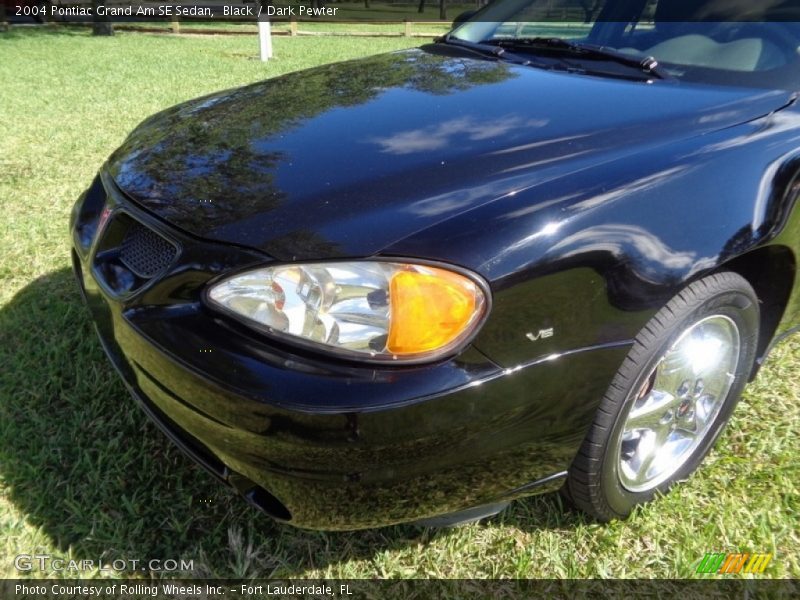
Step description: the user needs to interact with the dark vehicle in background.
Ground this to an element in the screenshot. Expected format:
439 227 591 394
72 0 800 529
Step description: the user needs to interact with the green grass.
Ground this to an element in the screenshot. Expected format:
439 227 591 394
1 27 799 580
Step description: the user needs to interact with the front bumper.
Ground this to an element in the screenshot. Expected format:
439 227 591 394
69 172 630 530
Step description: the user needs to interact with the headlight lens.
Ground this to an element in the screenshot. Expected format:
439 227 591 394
207 261 488 362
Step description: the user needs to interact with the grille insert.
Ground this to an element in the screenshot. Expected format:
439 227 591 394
119 220 177 279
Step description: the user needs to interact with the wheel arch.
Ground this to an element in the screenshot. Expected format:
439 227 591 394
712 244 796 379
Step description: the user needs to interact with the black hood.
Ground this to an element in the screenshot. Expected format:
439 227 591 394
108 46 792 260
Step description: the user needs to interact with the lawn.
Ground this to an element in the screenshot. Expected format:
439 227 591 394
0 27 798 580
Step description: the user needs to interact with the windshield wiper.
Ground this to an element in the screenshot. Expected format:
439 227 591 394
435 34 549 69
482 37 673 80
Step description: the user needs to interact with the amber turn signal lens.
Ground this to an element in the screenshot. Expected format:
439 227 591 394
387 267 484 356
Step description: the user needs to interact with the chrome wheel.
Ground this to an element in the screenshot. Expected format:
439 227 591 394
617 315 741 492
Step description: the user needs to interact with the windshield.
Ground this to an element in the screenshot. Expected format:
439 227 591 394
451 0 800 89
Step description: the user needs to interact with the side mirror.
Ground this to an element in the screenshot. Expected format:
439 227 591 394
452 10 477 29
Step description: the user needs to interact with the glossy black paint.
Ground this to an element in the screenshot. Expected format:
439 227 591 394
73 42 800 529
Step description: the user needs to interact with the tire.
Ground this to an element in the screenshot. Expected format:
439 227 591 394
564 271 759 521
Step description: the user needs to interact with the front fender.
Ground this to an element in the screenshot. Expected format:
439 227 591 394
387 105 800 369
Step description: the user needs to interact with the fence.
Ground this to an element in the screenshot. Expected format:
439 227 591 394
151 19 450 36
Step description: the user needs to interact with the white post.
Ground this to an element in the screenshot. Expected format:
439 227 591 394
258 19 273 61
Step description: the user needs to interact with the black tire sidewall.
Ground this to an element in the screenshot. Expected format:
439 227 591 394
600 283 759 517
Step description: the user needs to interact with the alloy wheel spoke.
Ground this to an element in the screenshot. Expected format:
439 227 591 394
630 425 671 487
626 389 680 430
693 393 718 430
675 410 698 434
700 367 735 403
663 429 696 458
652 352 691 398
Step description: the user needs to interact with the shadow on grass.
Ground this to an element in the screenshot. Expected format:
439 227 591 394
0 268 586 577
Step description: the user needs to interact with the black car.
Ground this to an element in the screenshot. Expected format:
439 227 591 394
71 0 800 530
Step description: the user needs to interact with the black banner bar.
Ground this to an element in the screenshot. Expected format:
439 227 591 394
7 0 800 24
2 579 799 600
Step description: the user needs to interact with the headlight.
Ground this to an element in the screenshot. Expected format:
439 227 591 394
206 261 489 362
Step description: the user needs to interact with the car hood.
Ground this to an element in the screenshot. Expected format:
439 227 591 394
108 46 792 261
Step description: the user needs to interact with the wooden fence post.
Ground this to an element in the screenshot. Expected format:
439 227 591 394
171 16 181 34
404 20 412 37
290 19 298 37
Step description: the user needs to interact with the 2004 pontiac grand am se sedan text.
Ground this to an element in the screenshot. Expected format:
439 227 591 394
70 0 800 529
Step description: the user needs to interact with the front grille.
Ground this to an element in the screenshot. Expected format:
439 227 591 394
119 220 177 279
